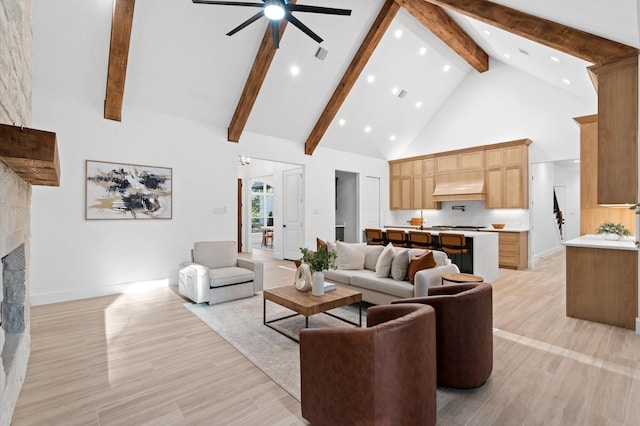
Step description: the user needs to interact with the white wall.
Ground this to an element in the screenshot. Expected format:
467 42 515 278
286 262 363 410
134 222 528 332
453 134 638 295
30 96 387 304
401 59 597 164
531 163 562 259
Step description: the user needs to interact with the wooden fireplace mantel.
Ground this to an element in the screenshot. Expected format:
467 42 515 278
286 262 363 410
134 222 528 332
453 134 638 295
0 124 60 186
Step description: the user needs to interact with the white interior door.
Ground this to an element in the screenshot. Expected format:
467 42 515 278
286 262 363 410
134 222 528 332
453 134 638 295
364 176 381 230
283 168 304 260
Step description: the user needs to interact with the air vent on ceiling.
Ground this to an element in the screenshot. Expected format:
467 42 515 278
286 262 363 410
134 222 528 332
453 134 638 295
518 48 530 56
398 90 408 98
315 47 328 61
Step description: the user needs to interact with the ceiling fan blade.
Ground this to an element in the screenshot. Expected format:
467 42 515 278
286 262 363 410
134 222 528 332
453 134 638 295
226 11 265 36
287 4 351 16
192 0 264 7
271 20 280 49
285 13 323 44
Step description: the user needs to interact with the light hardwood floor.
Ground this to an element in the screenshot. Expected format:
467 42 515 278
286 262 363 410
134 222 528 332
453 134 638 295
12 248 640 425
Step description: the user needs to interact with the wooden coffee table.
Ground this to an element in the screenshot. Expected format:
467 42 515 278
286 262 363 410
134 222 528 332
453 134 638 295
263 284 362 342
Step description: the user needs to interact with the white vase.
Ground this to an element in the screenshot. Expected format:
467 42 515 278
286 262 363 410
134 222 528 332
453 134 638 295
600 232 622 241
312 271 325 296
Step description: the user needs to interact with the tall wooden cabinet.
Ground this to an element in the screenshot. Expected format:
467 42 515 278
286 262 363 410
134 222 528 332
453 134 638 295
576 114 635 235
485 141 531 209
589 56 638 205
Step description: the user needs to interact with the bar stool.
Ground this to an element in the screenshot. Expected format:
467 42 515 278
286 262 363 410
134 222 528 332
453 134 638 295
385 229 408 247
364 228 384 245
439 233 470 272
408 231 436 249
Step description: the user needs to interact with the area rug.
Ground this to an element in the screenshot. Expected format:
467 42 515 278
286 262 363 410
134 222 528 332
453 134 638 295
184 292 365 401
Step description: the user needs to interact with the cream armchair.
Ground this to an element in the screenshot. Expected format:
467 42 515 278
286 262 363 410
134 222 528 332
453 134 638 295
179 241 263 305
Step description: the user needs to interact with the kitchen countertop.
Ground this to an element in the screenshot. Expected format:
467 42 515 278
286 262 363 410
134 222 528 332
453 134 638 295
383 227 497 238
383 225 529 233
563 234 638 251
381 227 499 281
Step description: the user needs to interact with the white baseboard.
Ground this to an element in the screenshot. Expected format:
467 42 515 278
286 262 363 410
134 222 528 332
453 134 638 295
636 318 640 335
533 245 565 261
30 279 174 306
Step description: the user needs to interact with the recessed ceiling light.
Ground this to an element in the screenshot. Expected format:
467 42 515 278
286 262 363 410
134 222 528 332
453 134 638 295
483 30 492 36
290 65 300 76
419 47 427 56
391 87 399 95
394 29 403 39
367 75 375 83
573 159 580 163
562 78 572 85
390 135 396 141
443 64 451 72
338 118 346 126
503 53 511 59
364 126 372 133
550 56 561 63
415 101 422 108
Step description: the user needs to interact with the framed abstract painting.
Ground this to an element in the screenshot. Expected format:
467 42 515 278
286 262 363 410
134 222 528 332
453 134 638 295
85 160 172 220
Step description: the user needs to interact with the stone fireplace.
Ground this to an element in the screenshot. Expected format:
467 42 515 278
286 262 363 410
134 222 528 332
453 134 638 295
0 162 31 424
1 1 58 421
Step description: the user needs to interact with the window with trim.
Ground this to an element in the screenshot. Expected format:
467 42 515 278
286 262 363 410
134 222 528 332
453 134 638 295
251 181 274 234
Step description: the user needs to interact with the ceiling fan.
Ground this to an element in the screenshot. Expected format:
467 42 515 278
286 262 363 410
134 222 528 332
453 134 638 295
192 0 352 49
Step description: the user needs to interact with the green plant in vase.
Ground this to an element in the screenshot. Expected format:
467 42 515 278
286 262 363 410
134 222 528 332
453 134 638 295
596 221 630 240
299 247 337 272
300 246 337 296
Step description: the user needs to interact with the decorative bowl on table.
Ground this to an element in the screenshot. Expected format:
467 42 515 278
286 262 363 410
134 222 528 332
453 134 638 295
491 224 505 229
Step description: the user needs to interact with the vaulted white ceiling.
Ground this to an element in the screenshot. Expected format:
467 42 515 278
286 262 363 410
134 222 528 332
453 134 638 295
33 0 640 160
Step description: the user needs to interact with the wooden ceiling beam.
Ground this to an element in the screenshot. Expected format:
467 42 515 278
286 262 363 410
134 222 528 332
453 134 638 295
104 0 136 122
304 0 400 155
228 1 296 143
395 0 488 73
422 0 638 65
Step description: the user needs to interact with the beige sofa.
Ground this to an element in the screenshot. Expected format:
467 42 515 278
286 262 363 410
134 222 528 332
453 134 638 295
322 242 460 305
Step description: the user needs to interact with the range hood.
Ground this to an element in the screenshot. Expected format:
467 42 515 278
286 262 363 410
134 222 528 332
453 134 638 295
432 170 485 202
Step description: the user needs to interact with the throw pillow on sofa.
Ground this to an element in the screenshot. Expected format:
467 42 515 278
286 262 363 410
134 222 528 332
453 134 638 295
375 243 396 278
408 250 437 284
317 238 338 267
364 245 384 271
336 241 367 270
390 249 410 281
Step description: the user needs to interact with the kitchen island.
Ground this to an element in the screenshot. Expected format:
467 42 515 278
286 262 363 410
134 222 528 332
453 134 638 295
383 228 499 282
564 234 638 330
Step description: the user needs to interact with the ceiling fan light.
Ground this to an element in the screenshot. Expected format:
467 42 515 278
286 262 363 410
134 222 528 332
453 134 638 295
264 1 285 20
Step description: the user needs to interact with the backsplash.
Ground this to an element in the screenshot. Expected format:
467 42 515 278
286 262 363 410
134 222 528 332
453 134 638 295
385 201 530 230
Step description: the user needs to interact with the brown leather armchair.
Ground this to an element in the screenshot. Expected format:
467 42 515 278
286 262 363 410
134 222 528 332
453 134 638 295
393 283 493 389
299 304 437 426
